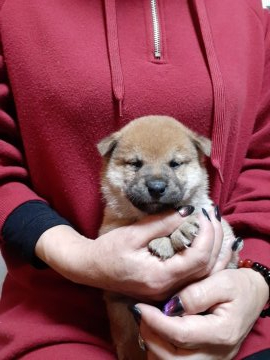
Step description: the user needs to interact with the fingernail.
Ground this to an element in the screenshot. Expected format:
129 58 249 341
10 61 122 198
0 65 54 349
162 296 185 317
128 304 141 325
177 205 195 217
232 237 243 251
214 205 221 222
202 208 211 221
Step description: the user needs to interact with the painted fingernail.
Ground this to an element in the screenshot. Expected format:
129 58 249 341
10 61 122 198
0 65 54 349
202 208 211 221
232 237 243 251
128 304 141 325
177 205 195 217
214 205 221 222
162 296 185 317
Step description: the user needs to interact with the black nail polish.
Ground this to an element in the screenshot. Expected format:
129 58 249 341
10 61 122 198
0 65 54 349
162 296 185 317
214 205 221 222
202 208 211 221
128 305 141 325
232 237 243 251
177 205 195 217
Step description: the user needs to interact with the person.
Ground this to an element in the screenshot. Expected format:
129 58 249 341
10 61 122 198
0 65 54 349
0 0 269 359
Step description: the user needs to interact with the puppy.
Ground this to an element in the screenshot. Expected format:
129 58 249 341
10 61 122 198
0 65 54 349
97 115 242 360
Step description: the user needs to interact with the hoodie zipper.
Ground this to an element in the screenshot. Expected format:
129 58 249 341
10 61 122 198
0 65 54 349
150 0 161 59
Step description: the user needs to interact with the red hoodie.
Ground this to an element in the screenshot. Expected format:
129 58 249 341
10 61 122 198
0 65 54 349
0 0 269 358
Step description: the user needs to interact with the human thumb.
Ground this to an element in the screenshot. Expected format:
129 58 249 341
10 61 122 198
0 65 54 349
129 206 195 249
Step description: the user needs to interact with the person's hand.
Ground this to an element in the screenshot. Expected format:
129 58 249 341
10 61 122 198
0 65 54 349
136 268 269 359
35 207 228 301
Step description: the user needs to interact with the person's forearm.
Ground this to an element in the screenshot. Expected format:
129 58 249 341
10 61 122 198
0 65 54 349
35 211 225 300
2 201 73 268
35 225 97 284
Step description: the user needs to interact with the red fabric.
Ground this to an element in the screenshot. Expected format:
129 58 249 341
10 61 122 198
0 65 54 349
0 0 269 359
19 343 116 360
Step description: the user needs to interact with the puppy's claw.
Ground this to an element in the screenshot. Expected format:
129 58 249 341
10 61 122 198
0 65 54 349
170 215 200 252
170 228 192 251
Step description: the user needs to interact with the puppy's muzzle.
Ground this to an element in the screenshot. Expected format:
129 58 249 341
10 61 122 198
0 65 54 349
146 179 167 198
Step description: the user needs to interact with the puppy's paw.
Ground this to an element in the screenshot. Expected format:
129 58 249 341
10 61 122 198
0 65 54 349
148 237 175 260
170 215 199 251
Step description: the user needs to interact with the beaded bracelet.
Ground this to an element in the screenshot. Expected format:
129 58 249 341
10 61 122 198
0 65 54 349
238 259 270 318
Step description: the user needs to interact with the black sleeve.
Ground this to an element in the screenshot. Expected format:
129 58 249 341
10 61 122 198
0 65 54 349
243 349 270 360
2 200 73 269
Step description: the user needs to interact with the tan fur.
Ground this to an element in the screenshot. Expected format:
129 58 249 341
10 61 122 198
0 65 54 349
97 116 242 360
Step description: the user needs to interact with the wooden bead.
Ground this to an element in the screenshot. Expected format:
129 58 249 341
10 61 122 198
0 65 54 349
238 259 244 268
243 259 253 268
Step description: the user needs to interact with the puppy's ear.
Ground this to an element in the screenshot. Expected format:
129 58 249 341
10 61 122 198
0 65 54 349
192 135 211 157
97 132 120 157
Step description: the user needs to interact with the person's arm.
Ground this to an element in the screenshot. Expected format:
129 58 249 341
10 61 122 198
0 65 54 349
0 30 73 267
0 24 43 221
35 210 224 300
223 8 270 267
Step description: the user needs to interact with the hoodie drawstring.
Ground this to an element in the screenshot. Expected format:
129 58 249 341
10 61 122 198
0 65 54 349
104 0 125 117
194 0 227 184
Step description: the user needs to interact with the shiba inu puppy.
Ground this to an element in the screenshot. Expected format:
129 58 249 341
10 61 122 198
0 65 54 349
97 115 242 360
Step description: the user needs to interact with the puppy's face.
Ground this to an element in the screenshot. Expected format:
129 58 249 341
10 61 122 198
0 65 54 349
98 116 211 214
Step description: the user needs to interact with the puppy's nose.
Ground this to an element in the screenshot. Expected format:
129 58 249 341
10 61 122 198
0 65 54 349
146 180 167 198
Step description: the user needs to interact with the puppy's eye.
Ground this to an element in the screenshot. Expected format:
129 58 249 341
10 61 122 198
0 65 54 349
126 160 143 169
169 160 182 169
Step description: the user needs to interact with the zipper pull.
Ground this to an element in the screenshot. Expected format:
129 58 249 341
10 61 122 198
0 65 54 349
150 0 161 59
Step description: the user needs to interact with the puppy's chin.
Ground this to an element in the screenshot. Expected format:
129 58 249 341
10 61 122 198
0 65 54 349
129 200 174 214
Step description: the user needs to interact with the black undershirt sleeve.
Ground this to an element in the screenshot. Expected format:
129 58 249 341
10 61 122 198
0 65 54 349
243 349 270 360
1 200 73 269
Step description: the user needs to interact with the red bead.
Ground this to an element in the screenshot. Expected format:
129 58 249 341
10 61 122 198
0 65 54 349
243 259 254 268
238 259 244 268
